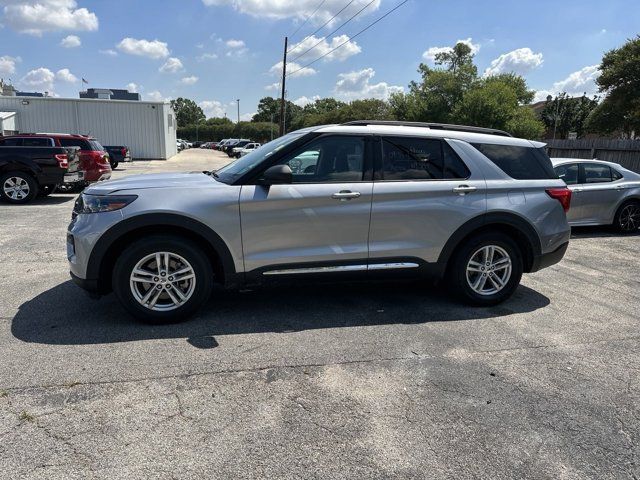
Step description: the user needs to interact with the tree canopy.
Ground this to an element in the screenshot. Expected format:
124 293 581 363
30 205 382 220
170 97 205 127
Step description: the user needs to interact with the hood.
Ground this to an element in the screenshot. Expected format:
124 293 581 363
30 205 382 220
85 172 218 195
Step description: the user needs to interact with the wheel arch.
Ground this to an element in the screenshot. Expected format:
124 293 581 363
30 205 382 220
87 213 238 293
437 212 542 275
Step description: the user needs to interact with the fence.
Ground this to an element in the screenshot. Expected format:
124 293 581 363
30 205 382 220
545 139 640 173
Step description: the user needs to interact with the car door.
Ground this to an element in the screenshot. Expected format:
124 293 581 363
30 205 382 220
575 163 622 224
368 136 486 264
554 163 582 223
239 134 374 273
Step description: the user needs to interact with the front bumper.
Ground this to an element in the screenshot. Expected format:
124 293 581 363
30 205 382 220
530 241 569 273
70 271 101 296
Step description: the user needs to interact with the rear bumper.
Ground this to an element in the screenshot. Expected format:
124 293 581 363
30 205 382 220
530 241 569 273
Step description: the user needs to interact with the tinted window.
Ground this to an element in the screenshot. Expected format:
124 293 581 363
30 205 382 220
473 144 557 180
22 137 52 146
89 140 104 151
59 138 91 150
381 137 444 180
612 168 623 180
555 163 579 185
583 163 614 183
275 135 365 183
443 142 471 179
0 138 22 146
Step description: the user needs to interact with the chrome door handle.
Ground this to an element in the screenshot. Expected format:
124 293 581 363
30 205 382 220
616 185 626 190
452 185 477 195
332 191 361 200
573 188 583 193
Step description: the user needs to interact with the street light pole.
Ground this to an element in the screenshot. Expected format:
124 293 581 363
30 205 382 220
236 99 240 124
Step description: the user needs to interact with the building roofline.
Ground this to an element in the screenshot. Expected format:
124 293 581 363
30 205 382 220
3 95 169 106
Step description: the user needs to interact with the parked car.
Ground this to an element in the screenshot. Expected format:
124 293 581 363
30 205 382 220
229 140 253 157
236 142 261 158
217 139 236 151
552 158 640 232
104 146 131 170
0 134 110 190
224 139 250 156
0 145 80 203
68 121 571 323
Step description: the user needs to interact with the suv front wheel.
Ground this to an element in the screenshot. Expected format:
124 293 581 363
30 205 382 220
112 235 214 323
448 232 523 306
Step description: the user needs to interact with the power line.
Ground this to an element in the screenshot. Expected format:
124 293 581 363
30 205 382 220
290 0 327 40
287 0 357 54
287 0 409 77
289 0 377 64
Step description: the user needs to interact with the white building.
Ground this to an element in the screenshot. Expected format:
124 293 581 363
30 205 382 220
0 96 177 160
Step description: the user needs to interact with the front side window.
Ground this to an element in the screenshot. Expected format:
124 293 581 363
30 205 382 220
555 163 579 185
583 163 614 183
0 138 22 146
274 135 365 183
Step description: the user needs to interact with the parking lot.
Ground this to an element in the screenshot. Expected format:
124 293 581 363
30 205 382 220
1 148 638 479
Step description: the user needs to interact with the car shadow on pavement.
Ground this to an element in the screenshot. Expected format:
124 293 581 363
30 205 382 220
11 280 550 347
570 226 640 239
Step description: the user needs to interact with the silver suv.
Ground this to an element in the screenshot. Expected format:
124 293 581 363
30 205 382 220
67 121 572 323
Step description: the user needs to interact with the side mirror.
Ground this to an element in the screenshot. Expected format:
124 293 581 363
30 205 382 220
262 165 292 185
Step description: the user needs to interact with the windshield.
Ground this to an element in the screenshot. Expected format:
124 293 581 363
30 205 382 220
214 132 306 184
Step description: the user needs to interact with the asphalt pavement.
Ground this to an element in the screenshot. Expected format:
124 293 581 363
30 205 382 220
0 148 638 479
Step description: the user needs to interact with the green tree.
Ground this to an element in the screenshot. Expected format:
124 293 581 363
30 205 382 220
587 36 640 136
252 96 303 132
170 97 205 127
541 93 599 139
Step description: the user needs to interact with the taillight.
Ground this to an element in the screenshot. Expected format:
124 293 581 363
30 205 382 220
546 187 572 213
121 147 127 156
55 153 69 169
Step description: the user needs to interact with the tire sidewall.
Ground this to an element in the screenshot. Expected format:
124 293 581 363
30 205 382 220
112 236 213 324
449 232 523 306
614 200 640 233
0 171 38 204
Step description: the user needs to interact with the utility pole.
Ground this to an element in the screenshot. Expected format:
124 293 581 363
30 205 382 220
236 99 240 124
279 36 288 137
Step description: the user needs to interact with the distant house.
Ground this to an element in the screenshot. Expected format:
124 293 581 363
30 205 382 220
80 88 141 101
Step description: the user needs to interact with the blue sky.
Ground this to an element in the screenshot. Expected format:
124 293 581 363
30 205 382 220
1 0 638 120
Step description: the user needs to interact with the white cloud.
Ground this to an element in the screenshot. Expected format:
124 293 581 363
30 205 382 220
293 95 320 107
265 82 280 91
484 47 544 76
55 68 77 83
126 82 139 93
1 0 98 35
288 34 361 63
270 60 316 78
202 0 381 25
0 55 19 75
334 68 403 101
533 65 601 102
146 90 168 102
180 75 199 85
197 52 218 61
99 49 117 56
60 34 81 48
117 37 169 59
199 100 226 118
423 38 481 62
240 112 255 121
225 39 245 49
159 57 183 73
20 67 55 91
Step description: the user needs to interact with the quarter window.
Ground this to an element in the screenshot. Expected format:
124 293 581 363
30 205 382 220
472 143 557 180
273 135 365 183
555 163 579 185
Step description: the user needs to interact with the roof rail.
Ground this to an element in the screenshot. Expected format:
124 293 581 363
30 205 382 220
341 120 513 137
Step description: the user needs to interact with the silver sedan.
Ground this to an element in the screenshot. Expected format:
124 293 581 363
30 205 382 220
552 158 640 232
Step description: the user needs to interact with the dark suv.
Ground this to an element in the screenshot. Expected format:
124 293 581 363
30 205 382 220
0 134 111 185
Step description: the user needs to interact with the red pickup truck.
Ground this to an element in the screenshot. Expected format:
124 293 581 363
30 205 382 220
0 134 111 188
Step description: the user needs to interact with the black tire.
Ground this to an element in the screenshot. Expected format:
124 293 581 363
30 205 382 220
0 171 39 204
447 232 523 306
112 235 214 324
111 161 119 170
613 200 640 233
38 184 58 197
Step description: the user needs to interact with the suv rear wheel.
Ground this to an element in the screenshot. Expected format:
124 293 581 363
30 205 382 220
0 171 38 204
448 232 523 306
112 235 214 323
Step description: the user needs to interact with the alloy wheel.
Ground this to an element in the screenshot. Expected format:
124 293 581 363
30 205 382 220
129 252 197 311
619 204 640 232
3 176 30 200
466 245 513 296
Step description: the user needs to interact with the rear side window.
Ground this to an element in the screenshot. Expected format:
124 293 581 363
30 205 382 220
473 143 557 180
554 163 579 185
59 138 91 150
0 138 22 146
583 163 615 183
22 137 52 146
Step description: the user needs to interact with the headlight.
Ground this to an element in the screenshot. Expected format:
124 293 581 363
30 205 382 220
73 194 137 216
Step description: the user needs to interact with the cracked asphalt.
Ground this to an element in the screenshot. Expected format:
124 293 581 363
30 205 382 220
1 149 638 479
